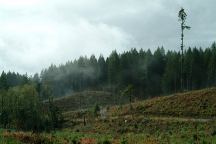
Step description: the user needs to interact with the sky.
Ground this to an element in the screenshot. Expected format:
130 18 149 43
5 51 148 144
0 0 215 75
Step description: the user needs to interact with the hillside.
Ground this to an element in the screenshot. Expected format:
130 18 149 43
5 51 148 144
62 87 216 133
62 88 216 127
53 91 120 111
60 87 216 118
109 87 216 118
53 87 216 143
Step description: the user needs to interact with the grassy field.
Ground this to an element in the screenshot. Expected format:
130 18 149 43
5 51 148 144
1 123 216 144
2 87 216 143
0 129 23 144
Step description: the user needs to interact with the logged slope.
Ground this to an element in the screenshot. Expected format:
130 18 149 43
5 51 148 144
58 87 216 118
109 87 216 118
62 87 216 139
53 91 116 111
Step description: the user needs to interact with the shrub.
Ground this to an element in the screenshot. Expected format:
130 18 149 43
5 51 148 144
70 136 80 144
93 104 100 117
97 138 111 144
120 137 128 144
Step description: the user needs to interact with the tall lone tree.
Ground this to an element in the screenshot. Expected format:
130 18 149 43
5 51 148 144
178 8 191 91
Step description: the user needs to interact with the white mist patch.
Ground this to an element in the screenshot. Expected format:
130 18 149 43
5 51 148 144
0 0 42 7
0 18 133 74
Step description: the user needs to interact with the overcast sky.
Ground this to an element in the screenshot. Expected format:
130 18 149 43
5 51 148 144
0 0 215 74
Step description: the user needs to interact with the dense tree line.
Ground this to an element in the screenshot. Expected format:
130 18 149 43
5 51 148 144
0 71 29 90
38 42 216 99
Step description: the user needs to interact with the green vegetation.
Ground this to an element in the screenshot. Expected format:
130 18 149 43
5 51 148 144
121 85 134 109
0 129 22 144
93 104 100 117
1 122 216 144
0 84 63 132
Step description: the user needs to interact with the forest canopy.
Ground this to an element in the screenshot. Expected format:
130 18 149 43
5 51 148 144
28 42 216 98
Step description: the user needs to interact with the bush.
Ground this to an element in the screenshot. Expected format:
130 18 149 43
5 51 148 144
71 137 80 144
93 104 100 117
0 84 63 132
97 138 111 144
69 135 80 144
120 137 128 144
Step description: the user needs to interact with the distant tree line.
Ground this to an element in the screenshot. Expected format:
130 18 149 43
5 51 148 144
1 42 216 103
36 42 216 99
0 71 29 90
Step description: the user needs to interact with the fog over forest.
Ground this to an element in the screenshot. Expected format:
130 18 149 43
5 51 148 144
0 0 216 74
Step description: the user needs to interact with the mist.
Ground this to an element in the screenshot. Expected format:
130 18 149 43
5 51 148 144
0 0 216 74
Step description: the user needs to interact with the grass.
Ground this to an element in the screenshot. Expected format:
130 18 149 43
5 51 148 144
1 130 113 144
2 126 216 144
0 129 23 144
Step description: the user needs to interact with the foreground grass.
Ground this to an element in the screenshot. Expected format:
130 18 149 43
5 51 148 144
0 130 113 144
2 120 216 144
0 129 22 144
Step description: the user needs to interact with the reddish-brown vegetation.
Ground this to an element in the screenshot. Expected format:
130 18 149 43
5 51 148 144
80 138 96 144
